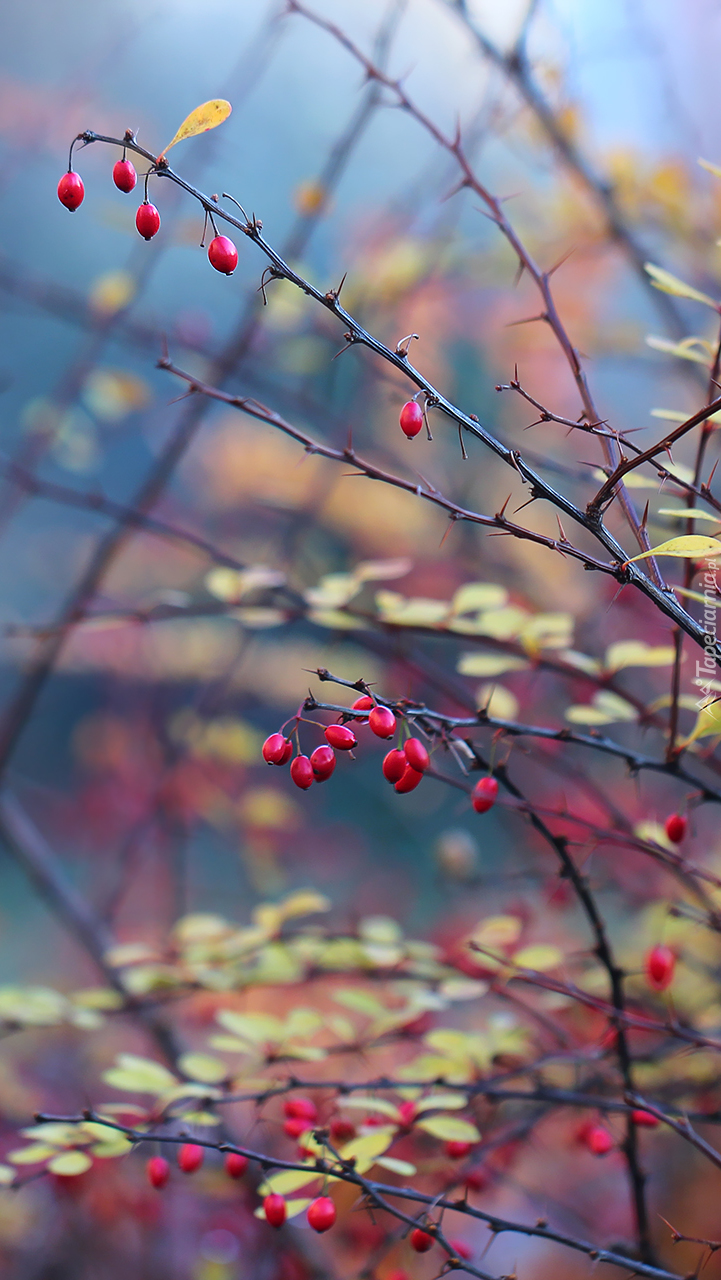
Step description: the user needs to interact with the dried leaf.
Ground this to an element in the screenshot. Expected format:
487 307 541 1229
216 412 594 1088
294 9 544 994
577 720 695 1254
160 99 232 157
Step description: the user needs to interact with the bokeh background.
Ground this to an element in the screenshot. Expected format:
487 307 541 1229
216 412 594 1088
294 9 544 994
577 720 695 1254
3 1 721 1273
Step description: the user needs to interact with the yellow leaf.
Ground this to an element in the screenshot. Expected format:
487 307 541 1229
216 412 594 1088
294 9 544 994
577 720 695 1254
658 507 721 523
277 890 331 921
90 1138 134 1158
683 698 721 745
333 988 387 1017
416 1114 480 1142
451 583 508 614
471 916 522 950
21 1123 80 1145
0 1165 14 1186
177 1052 228 1084
625 535 721 565
215 1011 285 1043
677 585 721 608
101 1053 178 1095
354 557 413 583
375 591 449 627
699 157 721 180
8 1144 59 1164
340 1096 401 1118
259 1168 321 1197
71 987 124 1011
457 653 528 677
89 270 136 315
161 99 232 157
376 1156 417 1175
476 683 519 720
565 691 637 725
513 944 563 971
414 1093 468 1112
47 1151 92 1176
339 1128 396 1171
646 335 713 366
604 641 676 671
644 263 717 308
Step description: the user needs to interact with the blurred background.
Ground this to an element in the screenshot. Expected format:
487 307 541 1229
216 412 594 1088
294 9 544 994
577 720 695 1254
2 0 721 1273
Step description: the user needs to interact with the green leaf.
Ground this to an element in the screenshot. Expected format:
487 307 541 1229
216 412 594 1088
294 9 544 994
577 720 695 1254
416 1114 480 1142
457 653 528 677
683 698 721 744
8 1144 58 1164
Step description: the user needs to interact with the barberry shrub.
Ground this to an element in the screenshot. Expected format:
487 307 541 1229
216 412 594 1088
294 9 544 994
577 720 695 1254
4 9 721 1280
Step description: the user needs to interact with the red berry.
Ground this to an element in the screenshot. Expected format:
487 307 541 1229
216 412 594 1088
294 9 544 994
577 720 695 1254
283 1117 309 1139
410 1227 434 1253
263 733 292 765
113 159 137 192
290 755 314 789
352 696 374 711
329 1118 356 1143
472 776 498 813
284 1097 318 1121
400 401 423 439
208 234 238 275
136 202 160 240
585 1126 613 1156
177 1143 203 1173
404 738 429 772
58 171 84 211
383 749 407 783
369 705 396 738
225 1152 248 1178
307 1195 336 1233
631 1109 659 1128
397 1101 416 1128
310 744 336 781
645 944 675 991
665 813 687 843
325 724 357 751
146 1155 170 1189
395 765 423 794
264 1193 287 1228
464 1169 488 1192
445 1140 472 1159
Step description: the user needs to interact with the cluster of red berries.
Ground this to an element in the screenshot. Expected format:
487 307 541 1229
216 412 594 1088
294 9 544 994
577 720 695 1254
57 160 239 274
146 1144 248 1188
263 1192 336 1233
262 698 500 813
